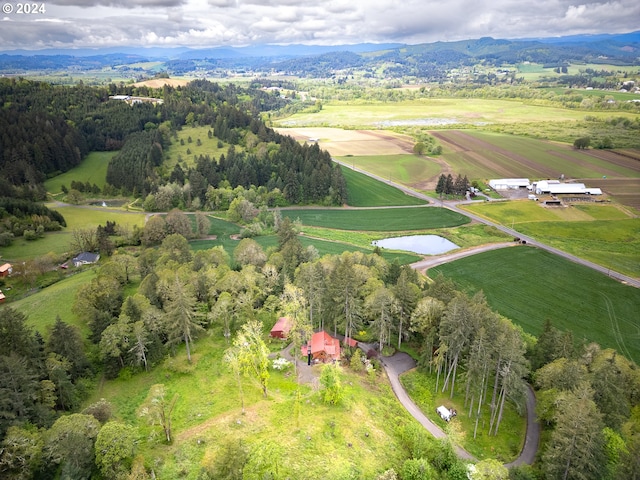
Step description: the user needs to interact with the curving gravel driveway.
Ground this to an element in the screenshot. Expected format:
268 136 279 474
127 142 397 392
360 342 539 467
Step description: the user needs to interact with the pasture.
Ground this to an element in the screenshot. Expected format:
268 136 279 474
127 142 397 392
1 207 146 261
431 246 640 365
44 151 114 194
461 201 640 277
281 206 470 231
10 268 96 337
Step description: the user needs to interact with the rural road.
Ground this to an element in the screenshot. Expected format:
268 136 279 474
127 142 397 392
334 159 640 289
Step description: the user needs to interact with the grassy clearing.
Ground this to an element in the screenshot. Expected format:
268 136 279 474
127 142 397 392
431 246 640 365
401 369 525 462
163 126 233 171
2 206 147 261
45 151 115 194
341 165 427 207
282 207 470 231
9 268 96 338
340 155 441 190
461 201 640 277
86 331 418 479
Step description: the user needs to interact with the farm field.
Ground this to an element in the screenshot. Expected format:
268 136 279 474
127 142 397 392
433 130 640 179
274 98 640 129
341 164 429 206
461 201 640 277
276 127 414 156
44 151 114 194
341 155 441 192
281 206 470 231
431 246 640 365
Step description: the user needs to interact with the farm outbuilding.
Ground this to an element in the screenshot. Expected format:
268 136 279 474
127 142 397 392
301 331 341 363
533 180 602 195
270 317 292 339
489 178 530 190
0 263 12 277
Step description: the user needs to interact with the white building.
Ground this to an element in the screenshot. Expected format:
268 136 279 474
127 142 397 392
533 180 602 195
489 178 531 190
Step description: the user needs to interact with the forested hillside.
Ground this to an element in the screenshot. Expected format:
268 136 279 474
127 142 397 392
0 78 347 243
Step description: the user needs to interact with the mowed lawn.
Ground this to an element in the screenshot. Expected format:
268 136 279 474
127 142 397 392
431 246 640 365
282 207 469 231
341 165 427 207
44 151 115 194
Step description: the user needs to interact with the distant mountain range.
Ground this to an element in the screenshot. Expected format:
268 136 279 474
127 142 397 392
0 32 637 76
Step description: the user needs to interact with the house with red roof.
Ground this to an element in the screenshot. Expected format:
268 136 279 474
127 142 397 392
270 317 293 339
0 263 12 277
301 331 341 363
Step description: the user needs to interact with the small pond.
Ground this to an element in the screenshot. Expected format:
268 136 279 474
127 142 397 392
372 235 459 255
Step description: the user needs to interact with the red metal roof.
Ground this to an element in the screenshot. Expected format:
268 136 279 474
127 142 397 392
270 317 292 337
302 331 341 360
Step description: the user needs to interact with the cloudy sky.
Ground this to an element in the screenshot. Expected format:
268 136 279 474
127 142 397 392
1 0 638 51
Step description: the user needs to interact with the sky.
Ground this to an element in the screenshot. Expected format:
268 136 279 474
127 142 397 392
0 0 638 51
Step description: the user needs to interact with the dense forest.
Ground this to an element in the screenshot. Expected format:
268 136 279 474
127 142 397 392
0 78 347 241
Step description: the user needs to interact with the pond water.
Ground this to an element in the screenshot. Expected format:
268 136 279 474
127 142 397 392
372 235 459 255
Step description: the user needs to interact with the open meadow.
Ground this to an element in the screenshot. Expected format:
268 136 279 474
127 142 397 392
44 151 115 194
430 246 640 365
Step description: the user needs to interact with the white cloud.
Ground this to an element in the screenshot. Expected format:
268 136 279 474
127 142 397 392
0 0 638 50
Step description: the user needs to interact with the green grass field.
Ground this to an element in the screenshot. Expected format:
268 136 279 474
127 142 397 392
275 98 639 129
282 207 470 231
44 151 115 194
340 155 441 192
191 233 421 265
1 207 147 262
431 246 640 364
461 201 640 277
341 165 428 207
10 268 96 338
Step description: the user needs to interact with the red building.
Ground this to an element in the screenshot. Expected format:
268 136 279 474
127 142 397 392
301 331 341 363
270 317 292 339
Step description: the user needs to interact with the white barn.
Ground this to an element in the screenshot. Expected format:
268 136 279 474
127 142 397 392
489 178 530 190
533 180 602 195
